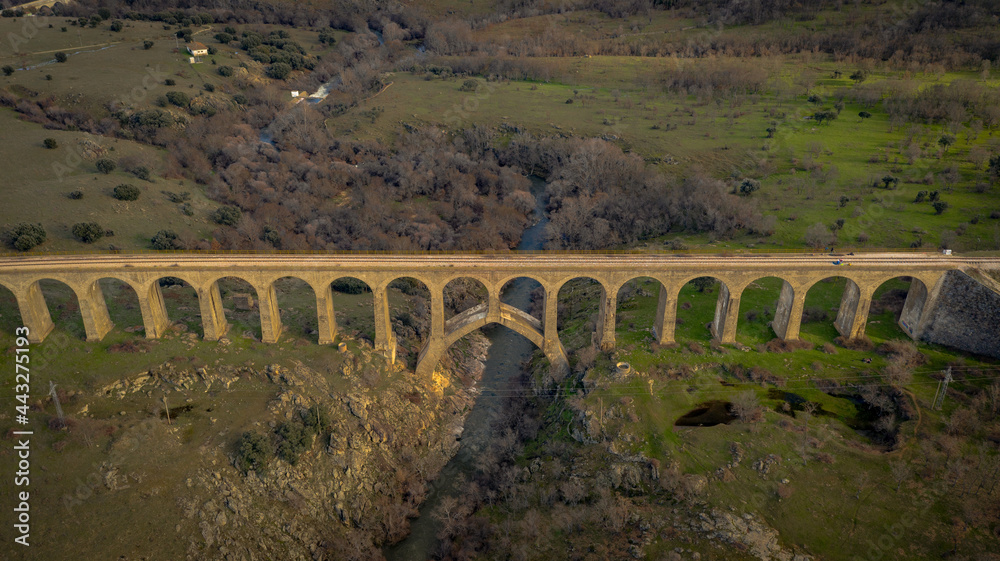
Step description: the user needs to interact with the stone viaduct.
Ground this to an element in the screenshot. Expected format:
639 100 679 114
1 253 997 377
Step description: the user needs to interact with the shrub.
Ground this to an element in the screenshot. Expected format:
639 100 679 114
319 28 337 44
266 62 292 80
212 205 242 226
459 78 479 92
217 65 233 77
131 166 150 181
822 342 837 354
804 222 835 248
95 158 116 174
203 82 215 92
54 52 67 63
207 46 217 55
878 340 926 368
232 93 247 105
813 110 838 125
234 431 272 475
72 222 105 243
736 178 760 196
835 335 873 351
214 32 233 44
163 78 175 86
110 20 123 32
690 277 716 292
68 190 83 199
260 225 281 246
43 138 57 149
932 201 949 215
276 420 310 465
113 184 140 201
914 190 927 203
165 91 190 107
331 278 370 294
5 223 46 251
150 230 182 250
2 65 13 76
301 405 331 435
143 40 154 50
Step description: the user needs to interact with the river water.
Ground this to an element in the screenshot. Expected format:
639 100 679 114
384 178 548 560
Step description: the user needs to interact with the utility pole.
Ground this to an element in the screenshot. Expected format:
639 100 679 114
163 395 171 425
933 366 953 411
49 381 64 424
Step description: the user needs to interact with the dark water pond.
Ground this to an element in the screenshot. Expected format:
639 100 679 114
674 401 737 427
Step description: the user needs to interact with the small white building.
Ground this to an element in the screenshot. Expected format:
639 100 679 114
291 91 300 97
186 42 209 57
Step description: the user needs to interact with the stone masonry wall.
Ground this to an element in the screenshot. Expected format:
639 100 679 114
921 270 1000 359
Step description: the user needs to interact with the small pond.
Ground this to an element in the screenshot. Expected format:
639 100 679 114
674 401 737 427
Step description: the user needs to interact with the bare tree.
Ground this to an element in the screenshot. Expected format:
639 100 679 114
890 460 912 492
731 390 762 423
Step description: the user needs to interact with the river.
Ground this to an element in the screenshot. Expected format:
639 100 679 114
384 178 549 560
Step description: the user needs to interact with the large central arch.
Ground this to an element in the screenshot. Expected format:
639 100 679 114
414 300 567 378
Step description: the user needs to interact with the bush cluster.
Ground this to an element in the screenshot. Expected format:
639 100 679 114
212 205 242 226
150 229 182 250
113 184 140 201
72 222 105 243
4 223 46 251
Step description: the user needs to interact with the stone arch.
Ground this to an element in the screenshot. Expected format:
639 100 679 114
416 305 562 378
267 276 319 343
443 276 489 321
152 276 204 338
0 280 22 336
556 276 613 352
735 276 789 345
869 275 932 340
29 278 86 340
672 275 732 343
328 276 374 345
95 277 144 336
207 276 264 342
614 276 664 347
498 275 545 322
800 276 868 341
384 276 431 369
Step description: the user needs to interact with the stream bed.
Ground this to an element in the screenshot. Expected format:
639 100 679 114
384 178 548 559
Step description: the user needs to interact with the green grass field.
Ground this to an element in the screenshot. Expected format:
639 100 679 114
331 54 1000 251
546 274 999 560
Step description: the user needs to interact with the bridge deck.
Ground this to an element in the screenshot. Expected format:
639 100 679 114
1 252 996 274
